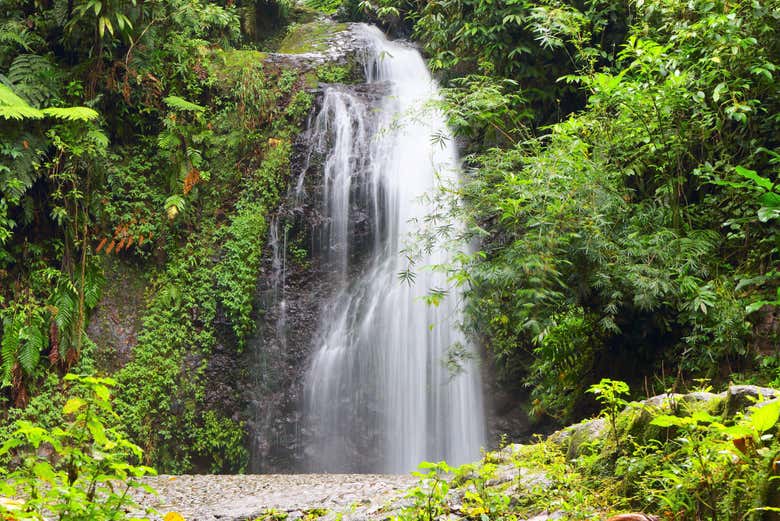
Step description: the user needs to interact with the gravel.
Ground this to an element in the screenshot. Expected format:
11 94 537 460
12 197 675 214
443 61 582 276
130 473 417 521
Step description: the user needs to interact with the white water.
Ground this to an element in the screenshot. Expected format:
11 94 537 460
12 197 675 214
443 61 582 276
303 25 485 473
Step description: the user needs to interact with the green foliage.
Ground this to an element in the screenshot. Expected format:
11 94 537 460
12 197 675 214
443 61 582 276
316 64 352 83
110 50 311 472
304 0 342 14
395 391 780 521
0 373 155 520
588 379 630 452
452 460 511 519
216 202 269 347
620 398 780 519
0 84 98 121
67 0 136 41
397 461 452 521
0 0 315 473
405 0 778 421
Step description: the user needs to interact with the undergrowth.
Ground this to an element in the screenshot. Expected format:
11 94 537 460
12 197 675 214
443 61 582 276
398 381 780 520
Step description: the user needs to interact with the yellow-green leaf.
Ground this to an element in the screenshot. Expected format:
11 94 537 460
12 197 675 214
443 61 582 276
750 400 780 433
63 397 86 414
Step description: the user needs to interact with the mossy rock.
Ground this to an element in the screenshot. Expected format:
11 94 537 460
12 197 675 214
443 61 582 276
87 257 149 372
616 392 726 444
550 417 607 459
724 385 779 418
278 20 349 54
551 391 730 458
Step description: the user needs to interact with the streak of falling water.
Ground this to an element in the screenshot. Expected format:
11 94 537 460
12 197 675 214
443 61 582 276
303 24 485 473
268 217 288 354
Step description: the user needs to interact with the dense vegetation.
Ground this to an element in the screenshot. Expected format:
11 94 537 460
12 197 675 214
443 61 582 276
1 0 779 517
399 380 780 520
0 0 321 472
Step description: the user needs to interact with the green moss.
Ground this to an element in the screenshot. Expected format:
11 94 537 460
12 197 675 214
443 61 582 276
278 21 348 54
303 71 319 89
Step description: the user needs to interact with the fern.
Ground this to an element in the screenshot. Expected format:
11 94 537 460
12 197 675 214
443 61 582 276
17 325 44 373
53 288 78 331
303 0 341 14
41 106 99 121
1 320 20 385
164 95 205 113
0 83 43 119
83 264 106 309
157 130 181 151
0 21 35 51
0 82 98 122
7 54 58 107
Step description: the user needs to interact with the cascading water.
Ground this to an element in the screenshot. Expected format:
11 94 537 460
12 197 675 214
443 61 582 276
303 24 485 473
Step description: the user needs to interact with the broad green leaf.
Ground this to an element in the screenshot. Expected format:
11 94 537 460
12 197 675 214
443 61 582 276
63 397 86 414
760 192 780 208
691 410 718 424
735 166 774 191
33 461 57 482
749 400 780 433
723 424 753 438
0 84 43 120
713 82 727 102
650 414 688 427
758 206 780 222
87 416 109 445
94 383 111 401
746 300 770 314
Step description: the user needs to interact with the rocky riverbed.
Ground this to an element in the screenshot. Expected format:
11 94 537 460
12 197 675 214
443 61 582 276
131 473 417 521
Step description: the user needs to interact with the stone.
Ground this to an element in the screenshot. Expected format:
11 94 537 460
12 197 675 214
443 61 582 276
551 417 607 459
131 474 416 521
725 385 778 418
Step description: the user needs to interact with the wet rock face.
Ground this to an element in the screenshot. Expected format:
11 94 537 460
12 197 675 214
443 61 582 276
87 258 148 372
245 81 388 473
264 22 369 73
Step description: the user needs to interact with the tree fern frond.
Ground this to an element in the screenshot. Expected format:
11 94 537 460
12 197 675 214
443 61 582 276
0 104 43 119
0 21 44 51
164 95 205 113
0 84 43 120
0 29 30 51
83 265 106 309
87 129 109 149
8 54 58 107
42 106 99 121
157 131 180 151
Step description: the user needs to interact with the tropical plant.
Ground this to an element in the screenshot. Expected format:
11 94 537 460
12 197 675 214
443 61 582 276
0 374 156 520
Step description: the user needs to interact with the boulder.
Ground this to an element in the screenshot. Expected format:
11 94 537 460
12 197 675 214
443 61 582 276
724 385 778 418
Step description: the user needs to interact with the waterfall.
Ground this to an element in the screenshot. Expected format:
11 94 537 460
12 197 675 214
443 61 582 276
303 24 485 474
